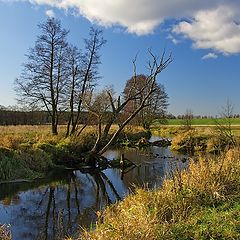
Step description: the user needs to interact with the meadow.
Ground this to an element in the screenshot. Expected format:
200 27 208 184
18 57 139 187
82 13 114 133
162 118 240 126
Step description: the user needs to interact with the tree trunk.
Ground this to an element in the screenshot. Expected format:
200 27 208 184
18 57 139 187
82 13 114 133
51 115 58 135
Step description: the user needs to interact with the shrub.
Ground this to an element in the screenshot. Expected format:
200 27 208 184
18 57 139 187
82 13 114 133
0 148 53 181
206 136 234 153
171 130 208 153
34 142 56 154
16 148 53 172
0 156 17 180
0 135 25 149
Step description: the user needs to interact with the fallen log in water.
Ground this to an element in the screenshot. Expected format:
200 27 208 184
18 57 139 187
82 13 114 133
152 138 172 147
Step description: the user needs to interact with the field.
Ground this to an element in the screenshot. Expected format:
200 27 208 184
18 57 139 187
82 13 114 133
152 118 240 137
162 118 240 126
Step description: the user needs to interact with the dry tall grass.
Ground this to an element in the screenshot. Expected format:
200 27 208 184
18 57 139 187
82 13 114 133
0 224 11 240
81 148 240 240
0 125 146 149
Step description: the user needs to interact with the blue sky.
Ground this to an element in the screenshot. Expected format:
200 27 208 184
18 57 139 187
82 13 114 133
0 0 240 115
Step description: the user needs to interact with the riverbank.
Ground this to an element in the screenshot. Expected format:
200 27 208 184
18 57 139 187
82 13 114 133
0 125 149 181
1 125 240 239
1 123 238 181
81 148 240 239
152 124 240 154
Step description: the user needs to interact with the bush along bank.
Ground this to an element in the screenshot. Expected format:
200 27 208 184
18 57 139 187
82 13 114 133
170 129 237 154
0 146 55 181
81 148 240 240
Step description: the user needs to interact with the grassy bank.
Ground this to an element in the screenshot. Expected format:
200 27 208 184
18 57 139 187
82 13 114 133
152 123 240 154
170 129 237 154
81 148 240 240
0 125 149 181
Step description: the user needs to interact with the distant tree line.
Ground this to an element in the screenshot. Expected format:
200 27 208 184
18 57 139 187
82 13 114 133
167 114 240 119
0 107 91 125
2 104 239 126
0 109 48 125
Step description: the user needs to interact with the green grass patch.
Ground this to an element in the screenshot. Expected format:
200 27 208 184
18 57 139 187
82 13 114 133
155 118 240 126
166 201 240 240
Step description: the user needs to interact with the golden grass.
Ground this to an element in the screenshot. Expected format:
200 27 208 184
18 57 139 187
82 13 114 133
0 124 147 150
0 125 62 149
81 148 240 240
0 224 11 240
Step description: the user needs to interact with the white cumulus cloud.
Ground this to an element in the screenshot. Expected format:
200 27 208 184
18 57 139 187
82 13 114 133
173 6 240 55
202 53 218 60
4 0 240 54
45 9 55 18
13 0 225 34
167 34 180 45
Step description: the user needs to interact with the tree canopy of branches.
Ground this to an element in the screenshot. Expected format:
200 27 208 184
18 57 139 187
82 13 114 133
215 100 236 146
65 28 106 137
182 109 194 130
15 18 69 135
14 17 172 160
84 50 172 156
123 74 168 129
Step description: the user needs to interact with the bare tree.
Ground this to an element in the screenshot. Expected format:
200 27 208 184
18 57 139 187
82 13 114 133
215 100 236 146
123 74 168 130
82 87 116 153
66 28 106 136
64 45 82 137
182 109 193 130
15 18 69 135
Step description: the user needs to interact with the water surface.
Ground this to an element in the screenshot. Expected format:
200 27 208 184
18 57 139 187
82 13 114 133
0 144 187 240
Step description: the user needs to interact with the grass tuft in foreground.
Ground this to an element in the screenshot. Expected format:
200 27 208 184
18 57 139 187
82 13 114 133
81 148 240 240
0 224 11 240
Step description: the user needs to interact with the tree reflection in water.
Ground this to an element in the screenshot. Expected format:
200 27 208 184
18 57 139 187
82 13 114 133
0 169 122 240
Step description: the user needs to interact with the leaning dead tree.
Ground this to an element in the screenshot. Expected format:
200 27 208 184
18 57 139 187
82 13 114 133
85 49 172 156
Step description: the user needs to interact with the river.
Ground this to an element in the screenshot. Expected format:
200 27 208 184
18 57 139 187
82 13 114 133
0 140 187 240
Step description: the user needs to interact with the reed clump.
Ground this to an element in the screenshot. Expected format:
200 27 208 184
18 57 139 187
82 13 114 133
81 148 240 240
